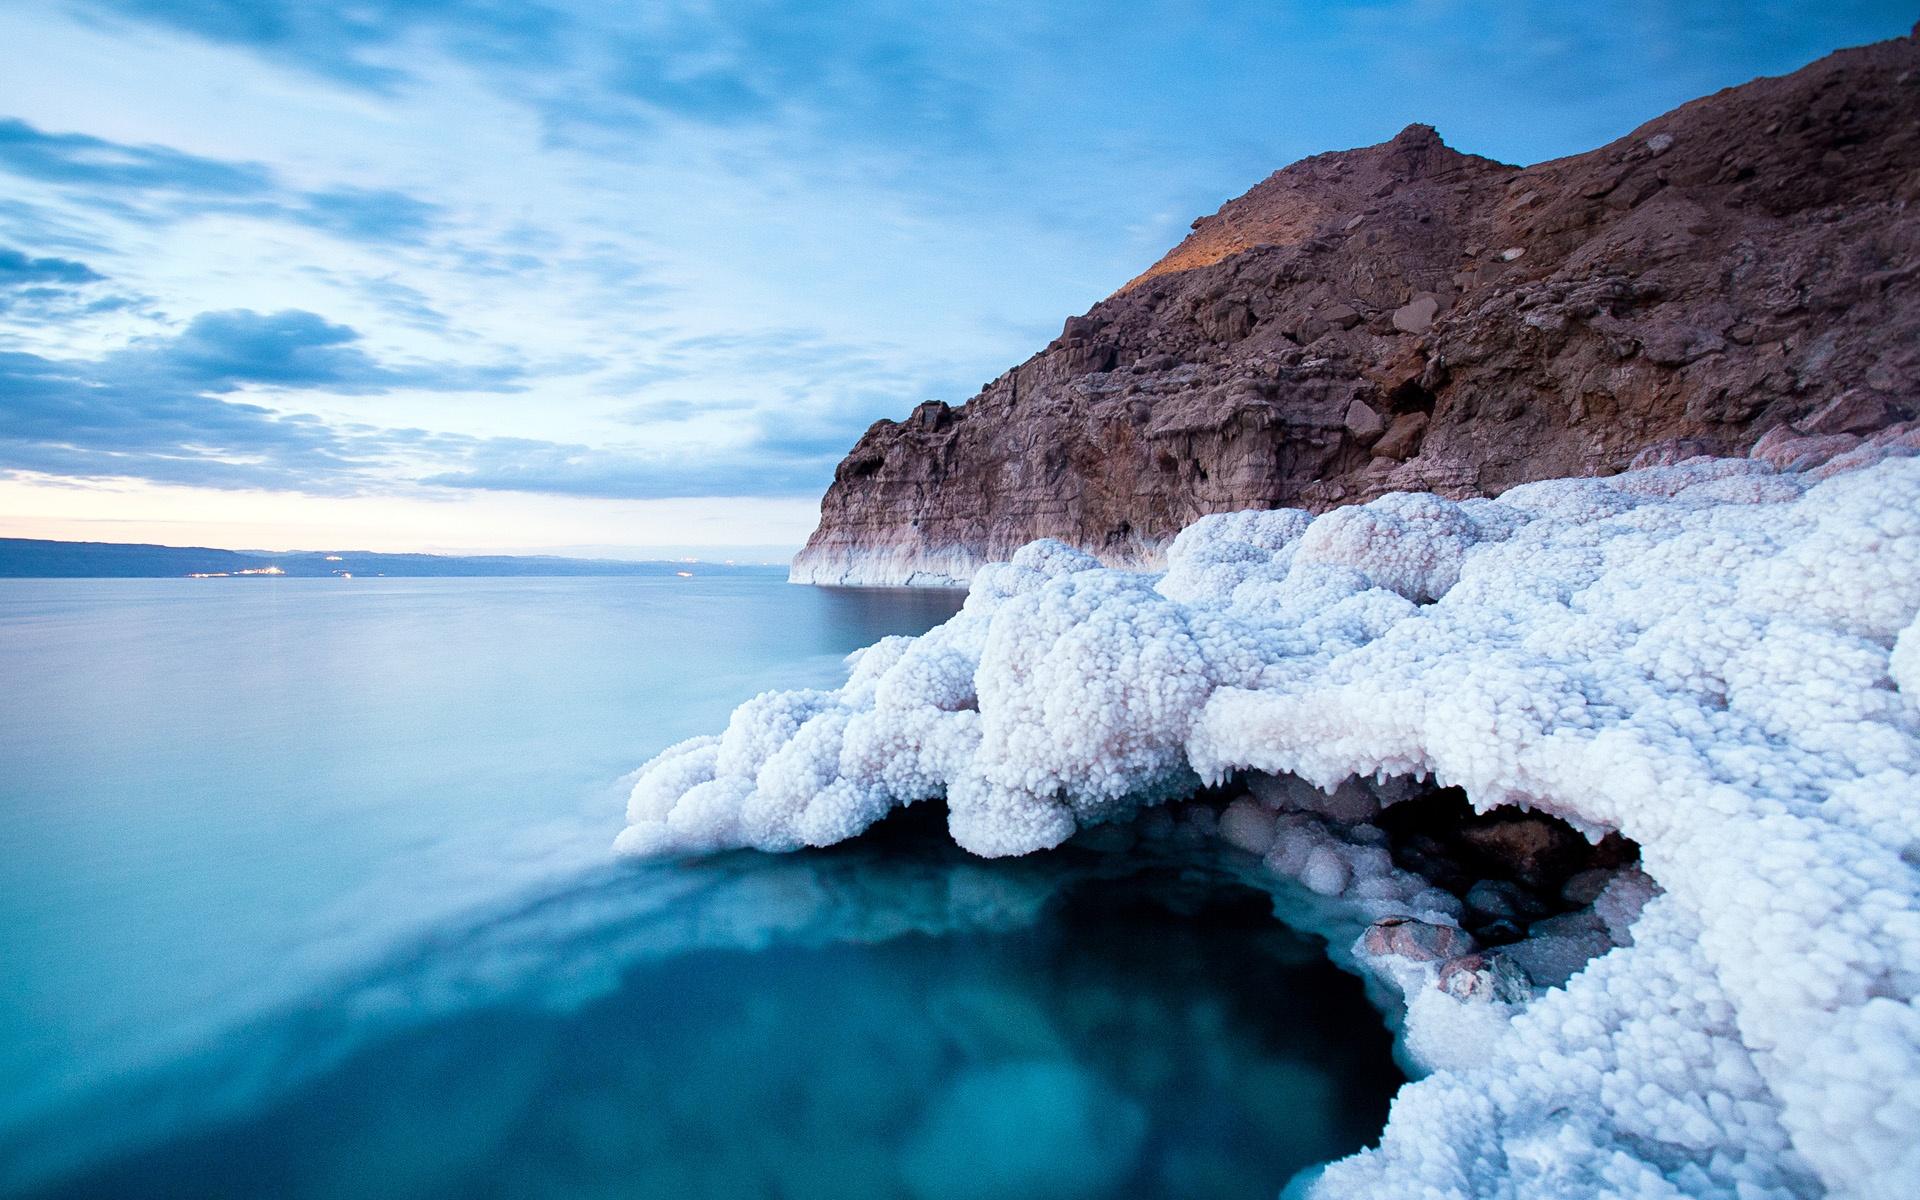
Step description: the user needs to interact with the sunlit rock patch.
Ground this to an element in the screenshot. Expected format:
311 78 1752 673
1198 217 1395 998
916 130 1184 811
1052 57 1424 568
619 427 1920 1200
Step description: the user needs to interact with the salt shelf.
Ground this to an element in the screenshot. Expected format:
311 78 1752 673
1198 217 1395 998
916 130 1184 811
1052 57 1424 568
619 429 1920 1200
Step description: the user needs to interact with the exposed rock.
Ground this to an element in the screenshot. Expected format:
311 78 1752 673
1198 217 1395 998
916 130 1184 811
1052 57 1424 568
1391 293 1444 334
1360 915 1473 963
1452 813 1593 889
792 32 1920 586
1797 388 1897 435
1343 397 1386 442
1465 879 1548 925
1436 952 1531 1004
1321 301 1362 330
1498 910 1617 989
1560 867 1618 907
1592 867 1660 944
1371 412 1429 462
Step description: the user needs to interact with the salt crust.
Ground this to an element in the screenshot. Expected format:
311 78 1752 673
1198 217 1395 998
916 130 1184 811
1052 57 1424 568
619 449 1920 1200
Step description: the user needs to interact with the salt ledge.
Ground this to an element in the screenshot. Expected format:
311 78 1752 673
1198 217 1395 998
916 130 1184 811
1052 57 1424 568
619 432 1920 1200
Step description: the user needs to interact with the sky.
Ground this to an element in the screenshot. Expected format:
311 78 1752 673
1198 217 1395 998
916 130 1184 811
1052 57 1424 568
0 2 1913 558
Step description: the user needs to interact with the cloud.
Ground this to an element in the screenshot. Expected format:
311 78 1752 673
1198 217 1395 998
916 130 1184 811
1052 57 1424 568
0 305 841 499
350 275 451 330
0 117 272 195
133 308 366 387
597 3 988 149
613 395 752 423
422 327 934 500
0 306 530 491
0 246 105 286
96 308 525 394
0 244 129 317
0 118 443 244
420 437 840 500
602 326 925 409
293 187 442 245
0 344 373 492
77 1 993 164
81 0 567 89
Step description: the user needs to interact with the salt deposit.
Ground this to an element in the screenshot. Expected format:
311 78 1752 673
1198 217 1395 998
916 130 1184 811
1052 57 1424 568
618 437 1920 1199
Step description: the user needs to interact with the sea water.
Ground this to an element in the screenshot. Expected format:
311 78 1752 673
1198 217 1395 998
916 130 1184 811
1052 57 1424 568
0 574 1398 1198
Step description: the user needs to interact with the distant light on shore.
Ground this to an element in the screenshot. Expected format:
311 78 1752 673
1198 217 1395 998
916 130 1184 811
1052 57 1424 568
187 566 285 578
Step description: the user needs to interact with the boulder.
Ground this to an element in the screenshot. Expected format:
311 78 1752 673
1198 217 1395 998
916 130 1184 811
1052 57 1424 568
1371 412 1430 462
1360 915 1475 962
1391 293 1444 335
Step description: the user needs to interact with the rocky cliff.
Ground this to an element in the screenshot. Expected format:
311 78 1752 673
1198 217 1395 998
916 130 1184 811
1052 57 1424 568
791 28 1920 587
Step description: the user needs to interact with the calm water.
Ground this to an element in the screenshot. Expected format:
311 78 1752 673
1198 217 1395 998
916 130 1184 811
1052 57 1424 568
0 575 1397 1198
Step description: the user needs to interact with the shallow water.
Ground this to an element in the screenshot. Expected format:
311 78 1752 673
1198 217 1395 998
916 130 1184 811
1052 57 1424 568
0 575 958 1123
0 575 1399 1197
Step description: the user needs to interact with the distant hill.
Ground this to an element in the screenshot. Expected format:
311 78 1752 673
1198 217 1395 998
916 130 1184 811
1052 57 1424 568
0 538 784 579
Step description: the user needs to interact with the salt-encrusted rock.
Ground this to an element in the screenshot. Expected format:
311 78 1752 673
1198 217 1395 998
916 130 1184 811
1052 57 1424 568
1501 910 1618 988
1436 952 1532 1004
1464 879 1547 925
1560 866 1618 907
623 442 1920 1199
792 33 1920 586
1248 771 1382 823
1361 916 1473 963
1591 866 1659 944
1216 795 1280 855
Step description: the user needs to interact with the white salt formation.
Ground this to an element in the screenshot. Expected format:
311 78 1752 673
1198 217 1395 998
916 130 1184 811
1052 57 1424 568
618 431 1920 1200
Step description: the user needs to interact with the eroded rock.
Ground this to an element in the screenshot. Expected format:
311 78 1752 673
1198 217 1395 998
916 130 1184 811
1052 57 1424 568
1360 916 1474 963
792 34 1920 586
1436 952 1531 1004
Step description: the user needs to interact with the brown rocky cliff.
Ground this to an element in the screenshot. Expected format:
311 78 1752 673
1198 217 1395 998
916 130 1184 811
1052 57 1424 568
791 30 1920 587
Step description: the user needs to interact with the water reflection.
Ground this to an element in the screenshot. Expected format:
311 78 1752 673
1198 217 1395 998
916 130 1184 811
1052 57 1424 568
795 584 967 655
25 824 1399 1200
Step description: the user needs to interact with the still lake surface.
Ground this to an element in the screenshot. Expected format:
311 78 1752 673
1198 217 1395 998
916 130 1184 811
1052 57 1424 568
0 574 1397 1198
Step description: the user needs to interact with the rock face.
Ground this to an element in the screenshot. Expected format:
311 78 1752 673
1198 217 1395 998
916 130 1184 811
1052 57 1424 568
792 29 1920 586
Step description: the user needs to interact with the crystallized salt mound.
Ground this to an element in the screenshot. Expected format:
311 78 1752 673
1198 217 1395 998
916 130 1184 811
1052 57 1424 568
618 447 1920 1199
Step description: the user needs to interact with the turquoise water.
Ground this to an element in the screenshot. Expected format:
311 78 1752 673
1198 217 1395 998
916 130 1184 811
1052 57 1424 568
0 576 1397 1197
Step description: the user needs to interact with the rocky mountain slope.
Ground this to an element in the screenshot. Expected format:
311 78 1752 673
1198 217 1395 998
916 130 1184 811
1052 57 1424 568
791 27 1920 586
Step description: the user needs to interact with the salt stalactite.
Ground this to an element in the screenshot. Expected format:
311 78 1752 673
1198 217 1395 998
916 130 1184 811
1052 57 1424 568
618 428 1920 1200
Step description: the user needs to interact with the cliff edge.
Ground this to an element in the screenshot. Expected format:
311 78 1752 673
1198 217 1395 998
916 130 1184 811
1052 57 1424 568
791 29 1920 586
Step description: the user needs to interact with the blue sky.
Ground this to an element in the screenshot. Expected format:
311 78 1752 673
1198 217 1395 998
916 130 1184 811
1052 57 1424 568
0 1 1912 556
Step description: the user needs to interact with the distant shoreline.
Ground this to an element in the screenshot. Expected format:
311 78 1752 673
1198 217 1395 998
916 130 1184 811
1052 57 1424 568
0 537 789 579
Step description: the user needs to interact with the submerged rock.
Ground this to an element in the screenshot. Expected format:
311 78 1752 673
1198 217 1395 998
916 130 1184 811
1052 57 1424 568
901 1060 1148 1200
